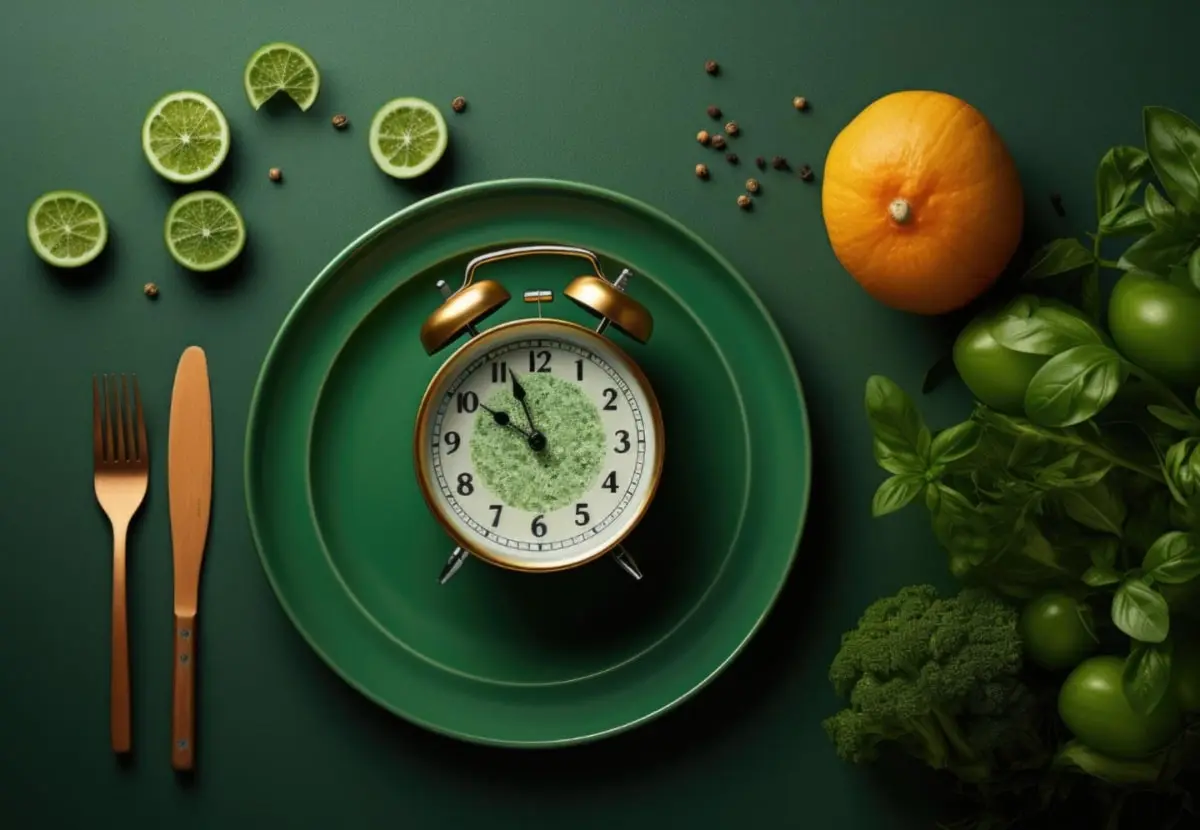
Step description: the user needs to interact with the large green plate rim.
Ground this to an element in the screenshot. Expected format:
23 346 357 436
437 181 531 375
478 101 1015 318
244 177 812 746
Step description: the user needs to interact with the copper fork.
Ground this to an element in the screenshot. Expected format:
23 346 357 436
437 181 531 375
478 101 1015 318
93 374 148 754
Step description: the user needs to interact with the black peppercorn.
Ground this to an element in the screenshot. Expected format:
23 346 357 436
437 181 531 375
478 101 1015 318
707 105 722 119
755 157 766 170
451 96 467 113
705 59 719 75
798 164 815 182
725 153 738 164
771 156 788 170
711 134 727 150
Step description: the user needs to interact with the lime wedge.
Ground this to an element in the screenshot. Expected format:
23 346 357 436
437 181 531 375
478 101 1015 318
142 91 230 183
244 42 320 111
164 191 245 272
368 97 448 179
27 190 108 267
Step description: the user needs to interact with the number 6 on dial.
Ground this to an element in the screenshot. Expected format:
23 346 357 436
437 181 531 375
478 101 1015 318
413 245 664 583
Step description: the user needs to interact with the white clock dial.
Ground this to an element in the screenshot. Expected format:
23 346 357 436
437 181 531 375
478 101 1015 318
415 319 663 571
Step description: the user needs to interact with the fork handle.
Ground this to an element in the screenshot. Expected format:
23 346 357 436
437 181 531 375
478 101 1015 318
171 613 196 770
111 526 131 754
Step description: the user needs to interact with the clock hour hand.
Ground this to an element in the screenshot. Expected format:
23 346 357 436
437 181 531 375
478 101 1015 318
479 403 533 438
510 372 548 452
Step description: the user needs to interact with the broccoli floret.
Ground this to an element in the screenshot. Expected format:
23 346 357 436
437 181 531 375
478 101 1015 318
823 585 1041 784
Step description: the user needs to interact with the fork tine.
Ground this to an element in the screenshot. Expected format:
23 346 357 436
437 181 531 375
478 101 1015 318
121 375 136 462
103 374 115 463
92 375 104 465
133 375 148 464
114 374 127 462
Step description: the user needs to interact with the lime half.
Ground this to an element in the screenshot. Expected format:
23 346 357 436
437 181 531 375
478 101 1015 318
368 97 448 179
27 190 108 267
164 191 245 272
244 42 320 111
142 91 230 184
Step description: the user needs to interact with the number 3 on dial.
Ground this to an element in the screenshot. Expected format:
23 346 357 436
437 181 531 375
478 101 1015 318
414 318 664 573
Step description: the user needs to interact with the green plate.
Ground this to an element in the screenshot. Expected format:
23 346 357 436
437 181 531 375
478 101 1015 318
245 179 811 747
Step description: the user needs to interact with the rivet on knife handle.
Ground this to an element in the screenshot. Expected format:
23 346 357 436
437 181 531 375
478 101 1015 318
172 615 196 770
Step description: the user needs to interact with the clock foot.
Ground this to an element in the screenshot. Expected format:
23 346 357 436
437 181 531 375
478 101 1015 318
610 545 643 581
438 546 469 584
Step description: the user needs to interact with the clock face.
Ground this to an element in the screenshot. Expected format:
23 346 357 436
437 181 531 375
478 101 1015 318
415 319 663 571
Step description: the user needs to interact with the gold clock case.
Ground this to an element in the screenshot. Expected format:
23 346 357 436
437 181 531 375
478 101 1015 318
412 318 665 574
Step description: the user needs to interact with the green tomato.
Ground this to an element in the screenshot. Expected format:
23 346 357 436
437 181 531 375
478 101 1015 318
952 298 1103 414
1108 271 1200 386
1059 656 1184 759
1171 636 1200 713
953 310 1051 414
1019 593 1098 670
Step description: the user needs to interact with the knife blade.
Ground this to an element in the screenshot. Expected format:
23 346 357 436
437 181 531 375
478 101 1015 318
168 345 212 771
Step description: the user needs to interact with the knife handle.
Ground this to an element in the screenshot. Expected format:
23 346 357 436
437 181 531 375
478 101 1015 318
171 613 196 770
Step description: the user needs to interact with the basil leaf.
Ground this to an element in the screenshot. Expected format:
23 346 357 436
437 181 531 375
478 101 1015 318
1144 183 1178 230
1147 404 1200 433
871 474 923 517
1061 479 1126 536
1101 204 1153 237
1118 228 1195 275
990 296 1105 355
1190 248 1200 292
1092 537 1119 569
872 440 925 476
865 376 929 461
929 421 981 466
1111 577 1170 643
1165 438 1200 506
1024 345 1125 427
1096 145 1150 220
1143 531 1200 584
1054 740 1167 784
1144 106 1200 214
1022 238 1095 281
1083 566 1122 587
1123 640 1173 715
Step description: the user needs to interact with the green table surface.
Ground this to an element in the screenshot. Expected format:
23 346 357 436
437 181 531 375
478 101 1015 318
2 1 1196 826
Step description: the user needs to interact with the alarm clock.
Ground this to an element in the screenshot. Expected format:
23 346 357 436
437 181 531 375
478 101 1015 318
413 245 664 584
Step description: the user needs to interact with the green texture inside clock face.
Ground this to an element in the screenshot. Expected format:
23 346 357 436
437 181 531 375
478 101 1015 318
471 373 606 513
422 320 660 570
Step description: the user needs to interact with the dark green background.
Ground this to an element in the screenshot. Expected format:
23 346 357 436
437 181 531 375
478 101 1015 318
2 1 1195 826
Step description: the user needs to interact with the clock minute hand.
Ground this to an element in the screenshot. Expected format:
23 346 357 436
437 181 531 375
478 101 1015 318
509 372 548 453
510 371 537 430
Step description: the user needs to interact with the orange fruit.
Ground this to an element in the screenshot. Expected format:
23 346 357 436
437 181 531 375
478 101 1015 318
821 90 1024 315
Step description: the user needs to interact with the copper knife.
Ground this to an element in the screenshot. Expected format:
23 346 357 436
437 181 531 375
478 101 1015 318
167 346 212 771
